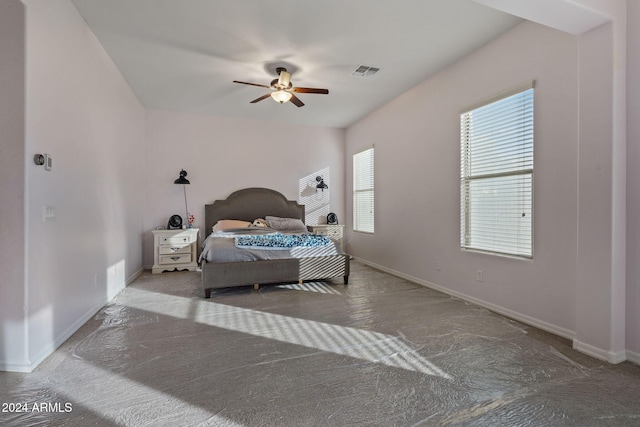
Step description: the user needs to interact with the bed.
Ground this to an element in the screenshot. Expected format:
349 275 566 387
199 187 350 297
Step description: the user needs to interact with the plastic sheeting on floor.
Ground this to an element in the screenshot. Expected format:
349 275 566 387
2 262 640 426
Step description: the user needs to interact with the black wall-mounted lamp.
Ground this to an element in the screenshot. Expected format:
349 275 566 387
174 169 190 185
174 169 190 226
315 176 328 192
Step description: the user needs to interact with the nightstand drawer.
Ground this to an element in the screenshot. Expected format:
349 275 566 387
160 253 192 265
159 245 192 255
314 228 342 240
161 235 195 245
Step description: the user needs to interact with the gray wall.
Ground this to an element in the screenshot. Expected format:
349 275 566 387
0 0 27 370
627 0 640 357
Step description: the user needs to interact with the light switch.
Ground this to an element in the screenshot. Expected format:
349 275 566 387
43 206 56 222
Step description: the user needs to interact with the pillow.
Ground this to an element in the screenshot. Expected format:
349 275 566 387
212 219 251 232
265 216 308 233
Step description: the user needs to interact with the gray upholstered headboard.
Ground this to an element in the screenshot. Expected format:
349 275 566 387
204 188 305 235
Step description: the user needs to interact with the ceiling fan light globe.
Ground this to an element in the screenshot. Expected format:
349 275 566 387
271 90 292 104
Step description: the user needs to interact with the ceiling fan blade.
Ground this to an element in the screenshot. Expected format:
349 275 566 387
289 93 305 107
233 80 270 89
250 93 272 103
292 87 329 94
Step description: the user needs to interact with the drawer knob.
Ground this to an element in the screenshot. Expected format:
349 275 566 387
170 247 180 252
170 256 181 261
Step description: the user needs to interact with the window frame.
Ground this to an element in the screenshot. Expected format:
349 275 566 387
460 81 535 259
353 146 375 234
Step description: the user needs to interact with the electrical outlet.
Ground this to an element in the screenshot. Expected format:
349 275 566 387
435 260 441 271
476 269 483 282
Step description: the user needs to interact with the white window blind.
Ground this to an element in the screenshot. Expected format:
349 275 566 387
353 147 374 233
460 82 534 258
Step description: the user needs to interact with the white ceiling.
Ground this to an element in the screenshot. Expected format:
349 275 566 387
70 0 522 128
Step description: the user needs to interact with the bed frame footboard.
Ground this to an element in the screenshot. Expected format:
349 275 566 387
201 254 349 298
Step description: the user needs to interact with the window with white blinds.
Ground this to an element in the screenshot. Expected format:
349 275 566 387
353 147 374 233
460 82 534 258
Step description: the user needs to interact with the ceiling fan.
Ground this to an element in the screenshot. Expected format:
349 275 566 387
233 67 329 107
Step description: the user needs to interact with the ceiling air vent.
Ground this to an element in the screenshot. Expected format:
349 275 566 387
351 65 380 78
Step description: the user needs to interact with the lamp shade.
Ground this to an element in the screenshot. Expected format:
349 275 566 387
277 70 292 88
271 90 292 104
174 169 190 185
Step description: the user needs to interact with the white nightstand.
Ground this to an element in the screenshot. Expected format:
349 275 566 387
152 228 199 274
308 224 345 251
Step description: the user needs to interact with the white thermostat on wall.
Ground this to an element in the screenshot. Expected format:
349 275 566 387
44 153 52 171
33 153 52 171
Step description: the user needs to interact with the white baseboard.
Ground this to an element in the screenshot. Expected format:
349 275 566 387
354 257 575 339
127 266 144 286
26 295 111 372
0 361 32 373
354 258 640 365
627 349 640 365
0 266 144 373
1 296 110 373
572 339 626 364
